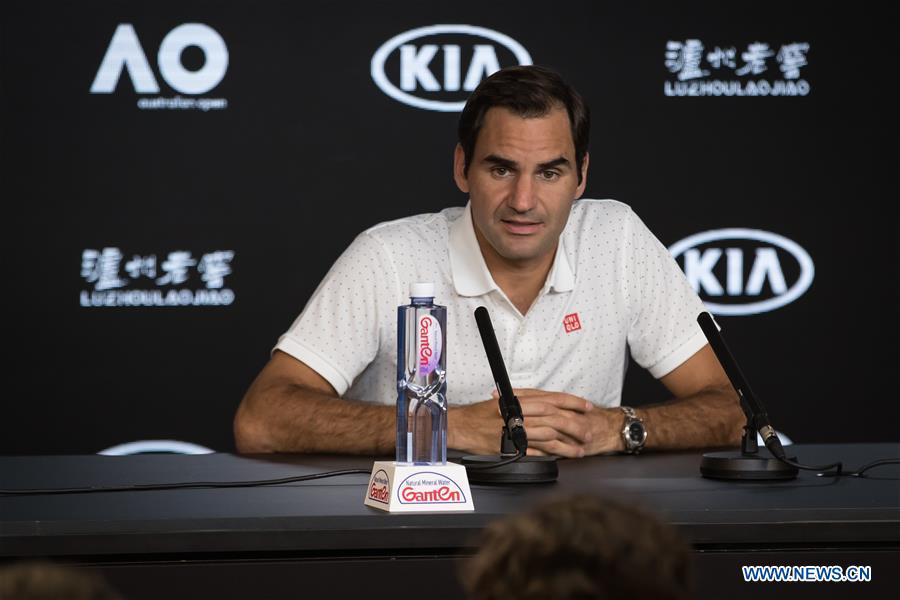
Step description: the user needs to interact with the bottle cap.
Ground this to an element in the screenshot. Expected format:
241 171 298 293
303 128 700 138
409 282 435 298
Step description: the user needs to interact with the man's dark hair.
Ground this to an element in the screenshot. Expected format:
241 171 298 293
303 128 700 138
457 65 590 185
462 495 693 600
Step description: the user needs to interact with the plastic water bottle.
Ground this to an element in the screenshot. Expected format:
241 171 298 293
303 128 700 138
396 282 447 465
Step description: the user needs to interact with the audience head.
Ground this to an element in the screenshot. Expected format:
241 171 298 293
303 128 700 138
463 494 693 600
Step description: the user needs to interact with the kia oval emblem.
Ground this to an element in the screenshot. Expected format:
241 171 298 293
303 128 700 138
668 228 815 316
371 24 532 112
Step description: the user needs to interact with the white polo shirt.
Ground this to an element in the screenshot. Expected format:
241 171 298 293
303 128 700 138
275 199 707 408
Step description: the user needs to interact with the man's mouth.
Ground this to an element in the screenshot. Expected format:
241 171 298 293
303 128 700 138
501 219 543 235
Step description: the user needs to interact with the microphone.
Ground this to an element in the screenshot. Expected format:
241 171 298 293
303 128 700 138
696 312 786 460
695 311 798 480
473 306 527 454
459 306 558 484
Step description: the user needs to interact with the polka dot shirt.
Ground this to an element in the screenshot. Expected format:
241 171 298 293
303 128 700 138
275 200 708 407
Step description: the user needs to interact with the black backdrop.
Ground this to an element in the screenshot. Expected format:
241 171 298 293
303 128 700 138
1 1 896 454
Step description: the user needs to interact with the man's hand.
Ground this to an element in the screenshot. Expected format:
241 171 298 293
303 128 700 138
511 388 593 457
448 388 624 458
511 389 624 457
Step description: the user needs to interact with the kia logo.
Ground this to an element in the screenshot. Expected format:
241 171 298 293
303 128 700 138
371 24 532 112
668 229 814 316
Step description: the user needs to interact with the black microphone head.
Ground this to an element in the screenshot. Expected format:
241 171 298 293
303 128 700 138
473 305 522 422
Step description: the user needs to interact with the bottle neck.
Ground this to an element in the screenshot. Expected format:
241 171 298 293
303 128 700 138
410 296 434 306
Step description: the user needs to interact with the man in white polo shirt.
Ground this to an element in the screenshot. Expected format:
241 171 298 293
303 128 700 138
234 66 743 457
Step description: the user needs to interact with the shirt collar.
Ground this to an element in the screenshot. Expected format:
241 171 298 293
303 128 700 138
449 201 576 298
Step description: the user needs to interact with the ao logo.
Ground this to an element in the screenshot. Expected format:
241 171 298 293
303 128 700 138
91 23 228 95
371 25 532 112
668 229 815 316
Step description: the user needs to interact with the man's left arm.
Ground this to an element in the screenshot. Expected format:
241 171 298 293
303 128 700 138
585 344 744 453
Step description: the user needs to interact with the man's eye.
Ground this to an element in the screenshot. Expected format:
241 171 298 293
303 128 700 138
492 167 510 177
540 170 560 181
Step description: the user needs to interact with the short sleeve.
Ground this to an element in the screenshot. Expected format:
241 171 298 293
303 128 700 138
622 208 708 378
274 232 400 395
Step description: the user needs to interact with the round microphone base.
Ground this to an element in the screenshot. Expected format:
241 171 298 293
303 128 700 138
459 455 558 484
700 450 799 480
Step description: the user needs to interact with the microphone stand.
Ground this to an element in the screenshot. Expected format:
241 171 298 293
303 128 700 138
459 307 558 484
700 412 799 481
461 425 559 484
697 312 799 480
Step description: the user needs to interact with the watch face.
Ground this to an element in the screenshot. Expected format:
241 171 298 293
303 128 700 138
628 422 644 442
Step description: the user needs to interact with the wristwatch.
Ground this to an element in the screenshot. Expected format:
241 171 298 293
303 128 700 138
620 406 647 454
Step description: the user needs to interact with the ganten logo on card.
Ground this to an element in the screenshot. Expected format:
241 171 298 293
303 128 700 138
368 469 391 504
398 471 466 504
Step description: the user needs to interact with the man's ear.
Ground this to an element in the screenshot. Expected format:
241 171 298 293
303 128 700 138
453 144 470 193
574 152 590 199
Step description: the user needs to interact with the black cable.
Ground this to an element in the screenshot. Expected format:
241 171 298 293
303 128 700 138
817 458 900 478
773 448 900 478
777 455 843 476
854 458 900 476
765 437 899 478
0 468 372 496
756 436 846 476
460 451 526 470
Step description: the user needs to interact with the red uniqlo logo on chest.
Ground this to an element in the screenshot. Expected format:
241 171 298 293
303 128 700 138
563 313 581 333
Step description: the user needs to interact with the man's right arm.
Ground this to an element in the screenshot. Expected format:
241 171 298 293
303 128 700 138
233 350 394 454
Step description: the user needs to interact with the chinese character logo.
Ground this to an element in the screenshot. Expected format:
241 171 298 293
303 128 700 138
79 247 235 308
664 39 811 97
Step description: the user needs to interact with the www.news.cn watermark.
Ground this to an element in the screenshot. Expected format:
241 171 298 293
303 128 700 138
742 565 872 583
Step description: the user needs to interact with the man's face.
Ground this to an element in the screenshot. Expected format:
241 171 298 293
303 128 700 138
454 106 588 267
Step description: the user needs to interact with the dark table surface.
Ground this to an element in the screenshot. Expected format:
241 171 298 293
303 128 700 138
2 443 899 559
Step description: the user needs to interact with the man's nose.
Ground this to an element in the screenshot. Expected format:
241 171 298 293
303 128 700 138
507 174 537 213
